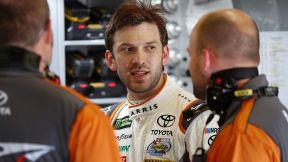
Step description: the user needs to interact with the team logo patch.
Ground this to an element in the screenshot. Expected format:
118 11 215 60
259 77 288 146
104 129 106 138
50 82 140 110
144 159 174 162
130 104 158 117
0 90 11 116
119 145 131 153
150 130 173 136
204 128 219 134
178 93 191 102
0 142 54 161
146 138 172 156
0 90 8 106
116 133 132 141
208 135 217 146
114 116 132 130
157 115 175 128
121 156 127 162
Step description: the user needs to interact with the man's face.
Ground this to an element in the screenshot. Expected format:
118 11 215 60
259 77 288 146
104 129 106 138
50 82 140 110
187 30 208 100
108 22 168 94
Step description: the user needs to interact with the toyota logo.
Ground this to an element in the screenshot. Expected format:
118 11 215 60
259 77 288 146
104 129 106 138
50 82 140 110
208 135 216 146
0 90 8 106
157 115 175 128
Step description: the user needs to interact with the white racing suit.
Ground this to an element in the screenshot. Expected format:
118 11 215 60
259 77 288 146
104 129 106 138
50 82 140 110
104 75 219 162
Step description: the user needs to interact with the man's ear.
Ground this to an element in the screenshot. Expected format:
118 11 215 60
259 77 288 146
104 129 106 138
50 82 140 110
162 45 169 65
202 48 216 76
32 19 53 72
105 50 116 71
44 20 52 46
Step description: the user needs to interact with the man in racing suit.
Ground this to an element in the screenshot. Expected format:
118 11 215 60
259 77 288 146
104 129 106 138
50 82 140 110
104 74 219 162
103 0 219 161
0 0 120 161
187 8 288 162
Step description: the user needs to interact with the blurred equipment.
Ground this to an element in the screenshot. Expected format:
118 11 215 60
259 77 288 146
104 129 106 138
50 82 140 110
167 48 182 67
65 49 126 98
66 50 95 80
166 21 182 39
162 0 179 13
65 1 112 40
65 1 90 40
151 0 179 14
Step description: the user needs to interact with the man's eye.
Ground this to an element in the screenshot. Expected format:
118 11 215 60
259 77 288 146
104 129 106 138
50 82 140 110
127 48 133 52
120 47 133 53
146 46 156 51
149 46 155 49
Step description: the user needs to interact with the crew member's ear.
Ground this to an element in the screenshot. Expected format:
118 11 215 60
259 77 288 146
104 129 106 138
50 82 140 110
43 19 53 46
162 45 169 65
105 50 116 71
202 48 216 77
33 19 53 72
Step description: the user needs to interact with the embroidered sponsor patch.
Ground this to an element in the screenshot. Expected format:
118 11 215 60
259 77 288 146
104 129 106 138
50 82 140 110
178 93 192 102
157 115 175 128
0 90 8 106
121 156 127 162
208 135 216 146
114 116 132 130
204 127 219 134
119 145 131 153
116 133 132 141
144 159 174 162
130 104 158 117
146 138 171 156
0 142 54 161
150 130 173 136
0 90 11 116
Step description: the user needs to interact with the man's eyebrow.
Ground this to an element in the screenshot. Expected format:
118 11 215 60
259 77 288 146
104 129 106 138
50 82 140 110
146 41 158 45
118 43 134 47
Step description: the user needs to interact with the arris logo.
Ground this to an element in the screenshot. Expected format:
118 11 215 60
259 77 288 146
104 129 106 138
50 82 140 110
157 115 175 128
0 90 8 106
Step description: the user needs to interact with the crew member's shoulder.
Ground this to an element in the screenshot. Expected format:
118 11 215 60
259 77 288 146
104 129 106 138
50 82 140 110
40 79 88 108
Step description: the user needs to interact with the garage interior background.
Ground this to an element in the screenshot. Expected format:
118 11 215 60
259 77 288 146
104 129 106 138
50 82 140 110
47 0 288 107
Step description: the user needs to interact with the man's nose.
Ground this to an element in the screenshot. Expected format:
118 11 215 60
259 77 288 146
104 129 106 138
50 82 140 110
132 50 146 65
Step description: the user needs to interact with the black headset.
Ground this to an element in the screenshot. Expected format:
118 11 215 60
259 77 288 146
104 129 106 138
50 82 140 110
206 67 278 116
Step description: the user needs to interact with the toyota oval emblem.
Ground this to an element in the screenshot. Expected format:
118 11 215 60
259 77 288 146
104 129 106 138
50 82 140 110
0 90 8 106
208 135 216 146
157 115 176 128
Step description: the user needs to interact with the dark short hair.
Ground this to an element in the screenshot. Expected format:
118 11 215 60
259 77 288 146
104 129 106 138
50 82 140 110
0 0 50 47
105 0 168 52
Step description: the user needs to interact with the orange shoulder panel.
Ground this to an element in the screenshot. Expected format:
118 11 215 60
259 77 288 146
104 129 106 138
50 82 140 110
44 78 121 161
207 124 280 162
207 98 280 162
69 104 121 162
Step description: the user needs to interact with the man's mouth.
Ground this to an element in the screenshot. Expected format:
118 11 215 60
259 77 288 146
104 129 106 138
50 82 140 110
131 71 149 76
130 70 149 81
